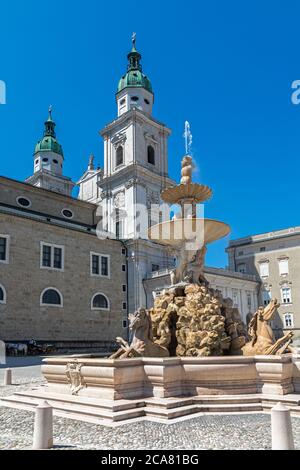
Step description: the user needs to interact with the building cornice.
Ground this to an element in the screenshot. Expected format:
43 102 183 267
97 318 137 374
0 175 97 210
227 226 300 249
97 163 175 192
100 108 172 138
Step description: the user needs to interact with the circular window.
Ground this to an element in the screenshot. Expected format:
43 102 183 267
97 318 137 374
16 196 31 208
53 159 58 164
62 209 74 219
131 96 139 102
42 158 49 163
144 99 150 105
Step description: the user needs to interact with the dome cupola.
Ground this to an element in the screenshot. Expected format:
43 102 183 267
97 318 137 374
116 34 154 117
34 106 63 157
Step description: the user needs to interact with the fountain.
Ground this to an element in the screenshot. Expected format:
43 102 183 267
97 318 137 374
2 125 300 423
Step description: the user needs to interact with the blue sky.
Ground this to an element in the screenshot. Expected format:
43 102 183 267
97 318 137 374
0 0 300 267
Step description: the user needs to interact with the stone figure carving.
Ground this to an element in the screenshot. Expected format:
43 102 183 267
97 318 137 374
66 360 85 395
180 156 193 185
242 299 294 356
110 308 169 359
171 245 207 285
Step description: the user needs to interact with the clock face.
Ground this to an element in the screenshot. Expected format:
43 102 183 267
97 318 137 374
114 192 125 208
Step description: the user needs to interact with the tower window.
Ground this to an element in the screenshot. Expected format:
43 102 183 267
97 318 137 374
144 99 150 105
53 159 58 164
35 159 39 165
16 196 31 208
120 98 126 105
116 146 124 167
131 96 139 102
147 145 155 165
42 158 49 163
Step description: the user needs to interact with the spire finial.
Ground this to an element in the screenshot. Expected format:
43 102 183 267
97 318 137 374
132 32 136 49
48 105 53 121
44 106 56 137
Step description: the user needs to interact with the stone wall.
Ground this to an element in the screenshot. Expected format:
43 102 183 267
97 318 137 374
0 211 127 344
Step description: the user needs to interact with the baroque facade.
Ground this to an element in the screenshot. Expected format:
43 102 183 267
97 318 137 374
226 227 300 341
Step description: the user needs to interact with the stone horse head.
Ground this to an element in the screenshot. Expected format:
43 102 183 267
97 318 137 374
248 298 279 346
129 308 153 342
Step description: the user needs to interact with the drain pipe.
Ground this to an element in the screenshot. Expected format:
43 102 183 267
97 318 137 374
120 240 129 343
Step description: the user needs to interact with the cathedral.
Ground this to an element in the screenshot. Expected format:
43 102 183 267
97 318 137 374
0 38 260 349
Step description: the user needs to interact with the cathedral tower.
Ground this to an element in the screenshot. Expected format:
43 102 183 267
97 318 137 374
26 107 75 196
78 36 175 311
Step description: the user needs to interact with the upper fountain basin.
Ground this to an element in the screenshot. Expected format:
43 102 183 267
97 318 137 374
161 183 213 205
148 218 231 247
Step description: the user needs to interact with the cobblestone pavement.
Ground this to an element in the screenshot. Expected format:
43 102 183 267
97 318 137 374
1 378 300 450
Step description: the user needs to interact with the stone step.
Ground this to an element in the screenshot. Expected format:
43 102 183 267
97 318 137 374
13 390 145 412
193 395 260 405
145 402 263 419
0 395 146 423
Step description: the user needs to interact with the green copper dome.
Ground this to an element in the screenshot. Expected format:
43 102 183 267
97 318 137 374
34 107 64 157
117 44 153 94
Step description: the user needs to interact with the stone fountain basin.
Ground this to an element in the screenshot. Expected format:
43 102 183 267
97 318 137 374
40 355 300 399
2 355 300 425
149 218 230 246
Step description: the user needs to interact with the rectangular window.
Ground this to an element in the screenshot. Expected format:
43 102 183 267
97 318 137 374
41 243 64 271
116 220 124 239
101 256 108 276
53 247 62 270
123 320 128 328
92 254 99 275
237 263 246 273
260 247 266 252
247 293 252 309
283 313 294 328
122 248 126 255
152 264 160 272
259 262 269 278
0 235 9 263
281 287 292 304
90 253 110 278
262 290 271 306
279 259 289 276
232 290 239 307
122 264 126 272
122 285 127 292
122 302 127 310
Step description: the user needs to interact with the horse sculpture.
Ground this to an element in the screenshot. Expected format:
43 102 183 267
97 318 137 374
110 308 169 359
242 299 294 356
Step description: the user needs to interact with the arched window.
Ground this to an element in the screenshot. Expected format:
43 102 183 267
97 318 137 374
91 293 110 311
0 284 6 304
41 288 63 307
147 145 155 165
116 146 124 167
